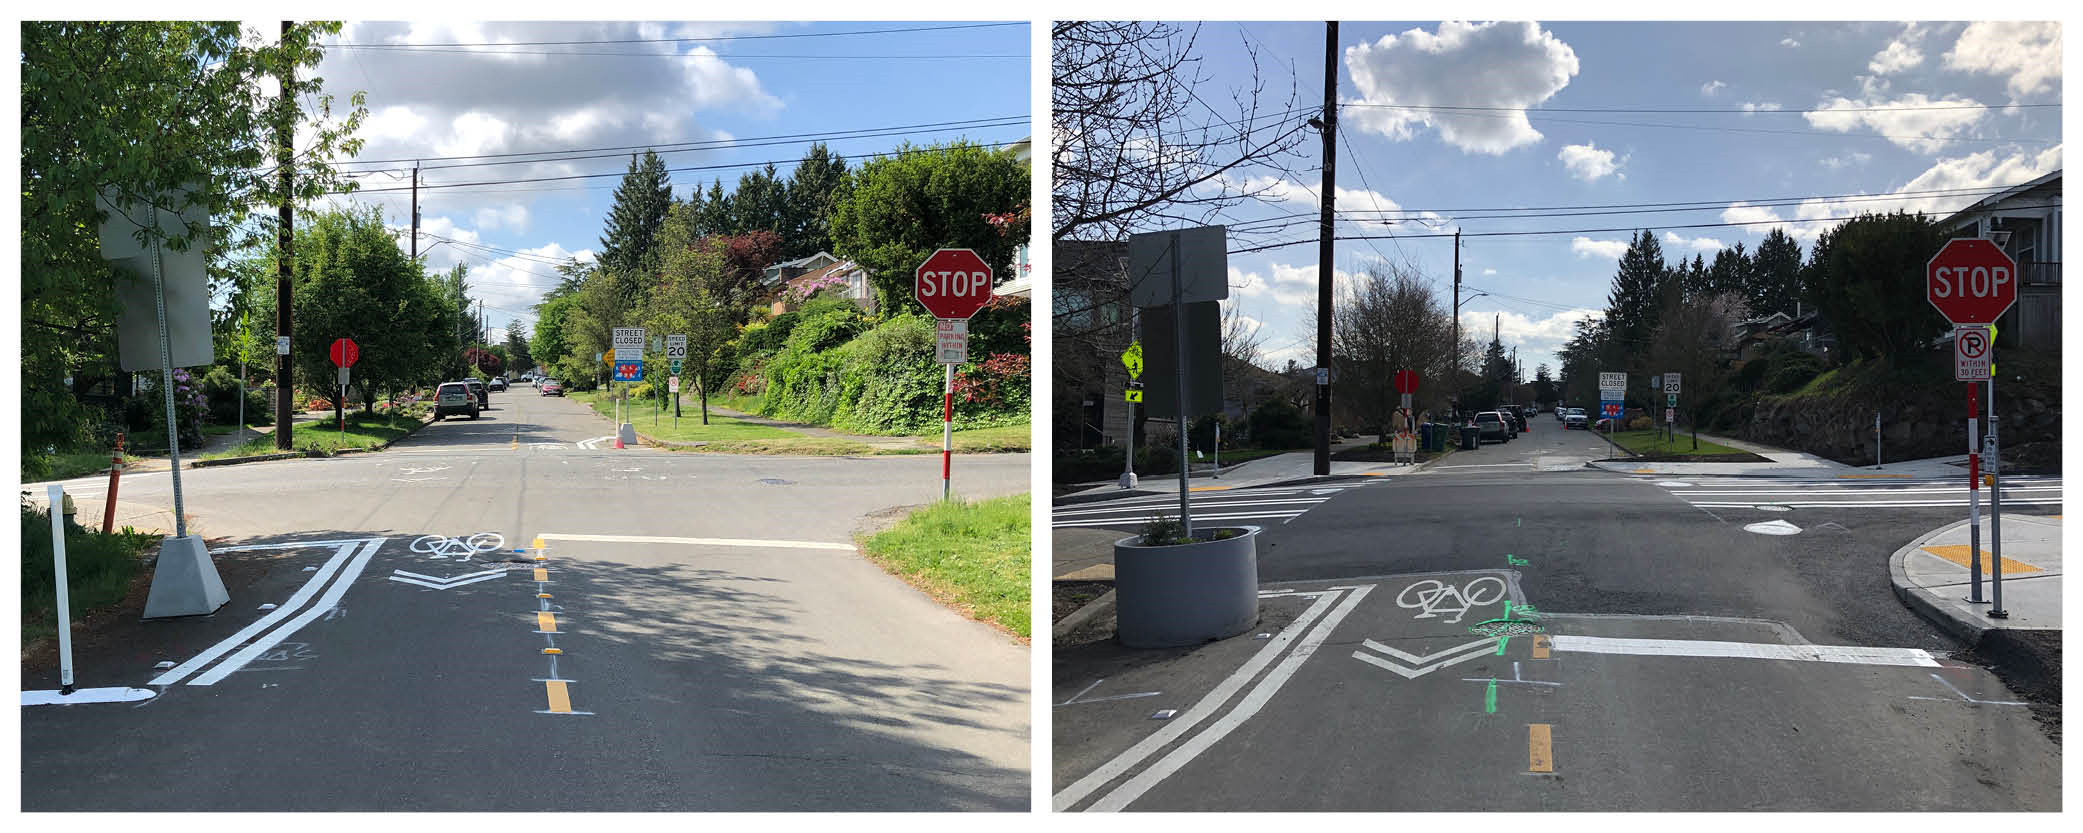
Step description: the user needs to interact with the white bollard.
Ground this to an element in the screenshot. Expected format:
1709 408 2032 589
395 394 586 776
48 484 75 695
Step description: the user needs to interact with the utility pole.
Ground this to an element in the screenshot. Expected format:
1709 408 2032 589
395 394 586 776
1452 230 1461 418
274 20 296 451
1313 20 1338 476
409 166 419 260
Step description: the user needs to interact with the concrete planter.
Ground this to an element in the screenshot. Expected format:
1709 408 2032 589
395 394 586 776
1113 526 1260 648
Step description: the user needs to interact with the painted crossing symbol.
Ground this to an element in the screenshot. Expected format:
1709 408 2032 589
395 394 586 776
409 532 506 561
1655 475 2061 511
1050 483 1376 531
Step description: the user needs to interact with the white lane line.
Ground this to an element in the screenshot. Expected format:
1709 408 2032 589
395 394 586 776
190 538 386 686
536 532 852 551
1549 635 1939 667
150 540 365 687
1053 511 1306 528
1053 498 1327 517
1085 584 1376 812
1052 589 1345 812
1673 486 2062 496
23 687 159 706
1690 499 2063 508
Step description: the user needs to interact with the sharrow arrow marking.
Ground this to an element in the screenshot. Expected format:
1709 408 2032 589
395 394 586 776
388 567 511 590
1351 637 1501 679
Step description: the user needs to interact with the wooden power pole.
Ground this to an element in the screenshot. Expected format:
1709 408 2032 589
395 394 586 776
1313 20 1338 476
274 20 296 450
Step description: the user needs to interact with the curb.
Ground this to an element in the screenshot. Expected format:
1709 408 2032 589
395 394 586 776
1886 519 1990 645
1053 588 1117 641
186 412 434 467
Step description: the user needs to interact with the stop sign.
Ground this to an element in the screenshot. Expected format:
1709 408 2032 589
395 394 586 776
329 337 359 368
1927 238 2017 325
914 248 995 320
1394 369 1419 394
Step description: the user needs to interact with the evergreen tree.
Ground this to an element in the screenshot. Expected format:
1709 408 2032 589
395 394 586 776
1604 229 1668 369
505 319 533 374
1800 211 1947 363
698 178 734 237
1749 228 1804 317
782 143 851 260
730 164 788 237
1707 242 1751 298
598 150 674 308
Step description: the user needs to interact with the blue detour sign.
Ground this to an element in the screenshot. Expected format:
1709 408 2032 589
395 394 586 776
613 360 643 382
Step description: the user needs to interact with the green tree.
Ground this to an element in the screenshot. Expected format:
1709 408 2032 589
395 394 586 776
505 319 533 374
731 164 789 237
828 141 1030 314
598 150 674 308
1748 228 1805 317
697 178 735 237
1801 211 1948 363
782 143 851 259
1604 230 1670 388
290 207 460 419
642 203 740 423
20 21 365 456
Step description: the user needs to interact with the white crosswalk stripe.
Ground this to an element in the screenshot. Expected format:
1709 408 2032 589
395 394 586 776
1654 475 2061 511
1052 483 1376 529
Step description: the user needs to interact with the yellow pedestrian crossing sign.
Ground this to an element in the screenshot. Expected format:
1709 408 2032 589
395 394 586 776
1125 389 1142 403
1122 342 1143 380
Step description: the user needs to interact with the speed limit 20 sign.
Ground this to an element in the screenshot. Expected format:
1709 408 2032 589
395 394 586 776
1928 238 2017 326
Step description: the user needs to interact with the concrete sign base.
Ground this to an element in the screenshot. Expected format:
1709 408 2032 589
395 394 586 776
617 422 638 447
141 535 229 619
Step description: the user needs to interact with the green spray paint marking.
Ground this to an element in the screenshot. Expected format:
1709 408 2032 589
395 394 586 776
1516 517 1521 528
1496 635 1511 655
1485 678 1498 714
1506 554 1529 566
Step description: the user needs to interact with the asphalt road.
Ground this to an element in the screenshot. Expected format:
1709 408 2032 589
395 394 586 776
1053 446 2061 811
24 389 1032 810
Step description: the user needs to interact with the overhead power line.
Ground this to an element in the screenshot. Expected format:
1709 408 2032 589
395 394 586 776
336 115 1027 168
341 137 1028 194
330 22 1025 48
1342 101 2060 115
331 47 1025 60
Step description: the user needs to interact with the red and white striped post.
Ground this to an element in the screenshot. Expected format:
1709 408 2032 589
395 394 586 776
942 364 954 501
915 248 994 502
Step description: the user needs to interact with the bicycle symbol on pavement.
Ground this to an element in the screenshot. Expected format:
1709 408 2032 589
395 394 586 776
410 532 506 562
1395 576 1507 624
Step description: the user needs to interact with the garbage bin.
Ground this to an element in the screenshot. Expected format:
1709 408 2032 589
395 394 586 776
1417 423 1433 451
1460 424 1479 450
1430 423 1448 451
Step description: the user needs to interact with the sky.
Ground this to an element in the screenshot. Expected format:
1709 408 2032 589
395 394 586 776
278 20 1031 345
1164 20 2062 377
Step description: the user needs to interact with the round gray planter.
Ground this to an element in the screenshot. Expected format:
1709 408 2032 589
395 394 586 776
1113 526 1260 648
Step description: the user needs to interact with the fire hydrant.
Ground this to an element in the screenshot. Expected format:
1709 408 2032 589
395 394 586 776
61 493 78 527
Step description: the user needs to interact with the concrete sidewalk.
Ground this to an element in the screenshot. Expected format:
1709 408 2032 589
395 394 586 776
19 487 187 538
1891 515 2062 640
1060 444 1436 501
1588 431 1986 480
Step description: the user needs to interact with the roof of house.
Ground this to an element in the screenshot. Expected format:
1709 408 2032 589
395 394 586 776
760 251 841 285
782 259 863 295
1939 169 2062 230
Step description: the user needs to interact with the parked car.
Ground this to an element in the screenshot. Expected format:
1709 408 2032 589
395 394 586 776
1564 407 1588 430
1555 406 1567 420
1522 405 1539 419
540 379 565 397
464 378 489 409
489 376 508 392
432 382 480 421
1501 409 1526 436
1472 411 1510 443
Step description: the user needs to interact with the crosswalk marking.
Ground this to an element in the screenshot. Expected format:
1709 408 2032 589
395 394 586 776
1656 475 2060 511
1051 483 1376 530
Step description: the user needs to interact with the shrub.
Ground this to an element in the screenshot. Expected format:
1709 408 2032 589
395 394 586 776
1248 400 1311 449
1765 351 1826 394
20 502 156 622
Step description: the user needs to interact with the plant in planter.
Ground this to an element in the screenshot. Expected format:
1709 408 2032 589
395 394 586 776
1113 512 1260 648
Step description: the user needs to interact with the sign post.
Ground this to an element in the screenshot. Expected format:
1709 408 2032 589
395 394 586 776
1928 238 2016 615
330 338 358 442
1120 342 1143 489
1598 372 1626 447
666 334 688 421
612 328 645 449
915 248 995 501
1663 373 1681 447
1394 370 1420 464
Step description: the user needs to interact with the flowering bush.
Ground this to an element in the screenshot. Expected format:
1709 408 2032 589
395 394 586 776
143 368 208 448
952 352 1031 409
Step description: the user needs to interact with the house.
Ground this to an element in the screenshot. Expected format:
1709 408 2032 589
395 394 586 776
772 258 873 315
760 251 842 290
1938 169 2061 349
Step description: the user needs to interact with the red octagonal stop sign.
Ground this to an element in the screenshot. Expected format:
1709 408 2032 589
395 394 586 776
330 337 359 368
1927 238 2017 326
1394 369 1419 394
914 248 995 320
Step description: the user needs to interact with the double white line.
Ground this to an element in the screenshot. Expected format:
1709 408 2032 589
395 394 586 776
150 538 385 688
1054 584 1375 812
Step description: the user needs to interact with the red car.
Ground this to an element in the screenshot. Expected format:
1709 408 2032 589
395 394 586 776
539 379 565 397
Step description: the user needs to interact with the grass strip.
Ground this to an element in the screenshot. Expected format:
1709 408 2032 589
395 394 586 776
1605 429 1746 457
20 504 158 648
201 412 423 459
858 494 1031 639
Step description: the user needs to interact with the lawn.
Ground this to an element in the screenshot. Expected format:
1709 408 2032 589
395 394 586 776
26 450 140 482
570 390 803 444
202 412 425 458
1607 429 1747 457
923 424 1032 453
21 504 158 649
858 494 1031 639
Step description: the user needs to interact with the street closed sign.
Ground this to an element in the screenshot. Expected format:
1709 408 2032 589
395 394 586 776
1599 372 1626 392
915 248 994 320
1928 238 2017 325
613 327 645 361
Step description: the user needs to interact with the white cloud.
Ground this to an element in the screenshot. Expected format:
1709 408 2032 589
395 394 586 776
473 204 529 232
1482 268 1497 276
1570 237 1629 260
1557 142 1621 181
1225 174 1452 231
1780 37 1801 48
1868 25 1927 75
1662 232 1726 253
1700 80 1727 97
1804 91 1987 154
1231 262 1360 307
1343 21 1580 154
1943 22 2062 99
1458 306 1602 367
1722 144 2061 245
1820 152 1874 169
1741 101 1782 113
